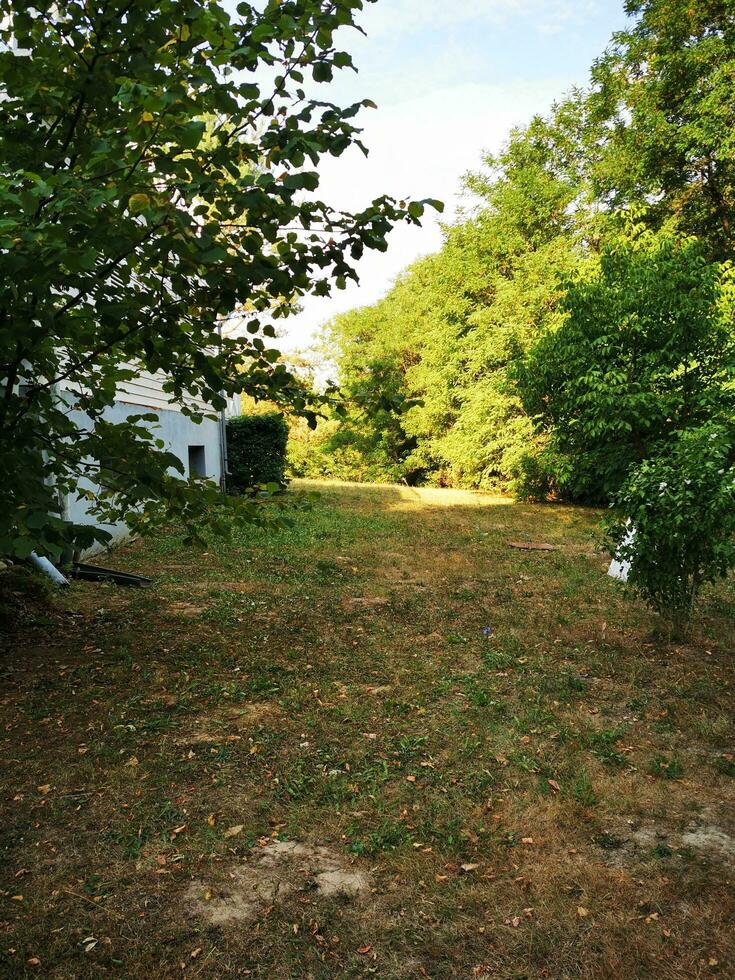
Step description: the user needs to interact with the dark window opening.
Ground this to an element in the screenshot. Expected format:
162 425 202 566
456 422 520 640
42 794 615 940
188 445 207 478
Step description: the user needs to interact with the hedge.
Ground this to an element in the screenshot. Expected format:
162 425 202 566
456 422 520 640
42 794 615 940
226 412 288 493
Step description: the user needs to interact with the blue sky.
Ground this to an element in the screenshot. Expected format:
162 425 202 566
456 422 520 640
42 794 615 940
271 0 631 351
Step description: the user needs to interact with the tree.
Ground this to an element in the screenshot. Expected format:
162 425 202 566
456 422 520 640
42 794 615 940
520 221 735 620
588 0 735 257
0 0 438 560
520 223 735 501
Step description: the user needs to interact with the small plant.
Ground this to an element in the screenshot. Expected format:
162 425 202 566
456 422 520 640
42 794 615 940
715 755 735 777
651 842 673 859
587 727 627 767
346 820 413 855
571 770 598 806
648 754 684 780
611 424 735 628
594 832 625 850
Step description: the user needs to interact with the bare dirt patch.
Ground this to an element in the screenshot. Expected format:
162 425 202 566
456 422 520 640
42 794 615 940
342 595 390 611
185 840 370 926
601 816 735 869
681 824 735 864
167 600 207 617
175 704 283 745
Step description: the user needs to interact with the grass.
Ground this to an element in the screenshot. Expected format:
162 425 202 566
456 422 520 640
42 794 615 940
1 479 734 978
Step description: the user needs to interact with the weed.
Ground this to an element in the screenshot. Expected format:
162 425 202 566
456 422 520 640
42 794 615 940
648 754 684 779
571 770 598 806
587 727 628 767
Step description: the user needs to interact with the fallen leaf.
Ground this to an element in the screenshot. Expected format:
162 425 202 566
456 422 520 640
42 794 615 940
171 824 187 836
224 825 243 838
461 863 480 873
26 957 41 967
207 813 216 827
577 907 589 918
126 756 139 768
547 779 561 793
406 775 417 783
37 784 51 795
357 945 372 955
191 947 202 959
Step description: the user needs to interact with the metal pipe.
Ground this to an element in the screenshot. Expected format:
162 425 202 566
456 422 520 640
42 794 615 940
216 320 229 494
29 552 70 588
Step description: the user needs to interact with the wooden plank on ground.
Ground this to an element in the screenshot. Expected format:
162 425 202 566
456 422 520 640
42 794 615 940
508 541 559 552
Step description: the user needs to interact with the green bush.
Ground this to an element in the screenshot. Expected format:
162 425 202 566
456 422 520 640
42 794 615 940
227 413 288 493
610 425 735 626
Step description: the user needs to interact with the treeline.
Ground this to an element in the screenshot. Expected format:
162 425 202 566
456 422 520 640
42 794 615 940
294 0 735 501
291 0 735 622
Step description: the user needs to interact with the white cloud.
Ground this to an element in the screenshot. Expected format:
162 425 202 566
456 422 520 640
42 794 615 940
362 0 602 39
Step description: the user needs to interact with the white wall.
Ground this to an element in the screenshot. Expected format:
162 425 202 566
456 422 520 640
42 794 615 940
65 400 223 557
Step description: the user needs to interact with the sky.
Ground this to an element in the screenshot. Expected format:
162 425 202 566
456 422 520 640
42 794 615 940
272 0 632 352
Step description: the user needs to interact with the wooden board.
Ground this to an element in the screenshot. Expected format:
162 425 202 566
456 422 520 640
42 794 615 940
508 541 559 552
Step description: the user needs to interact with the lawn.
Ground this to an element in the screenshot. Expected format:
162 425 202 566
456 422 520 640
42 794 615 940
1 480 734 978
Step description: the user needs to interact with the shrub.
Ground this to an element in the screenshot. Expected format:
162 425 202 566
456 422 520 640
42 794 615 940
227 413 288 493
610 425 735 626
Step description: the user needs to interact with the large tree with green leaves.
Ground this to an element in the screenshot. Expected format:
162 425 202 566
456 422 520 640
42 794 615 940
0 0 437 560
520 223 735 501
588 0 735 257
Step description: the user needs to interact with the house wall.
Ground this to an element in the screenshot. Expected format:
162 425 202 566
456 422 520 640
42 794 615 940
65 399 223 557
116 365 212 414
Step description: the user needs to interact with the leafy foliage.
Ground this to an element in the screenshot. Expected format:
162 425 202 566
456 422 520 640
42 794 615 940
520 224 735 502
588 0 735 257
227 413 289 493
0 0 438 560
612 425 735 624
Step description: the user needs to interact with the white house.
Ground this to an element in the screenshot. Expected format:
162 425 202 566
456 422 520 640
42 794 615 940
60 366 240 556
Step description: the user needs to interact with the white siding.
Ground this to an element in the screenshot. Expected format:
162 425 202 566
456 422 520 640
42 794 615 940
116 366 212 414
57 363 214 414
